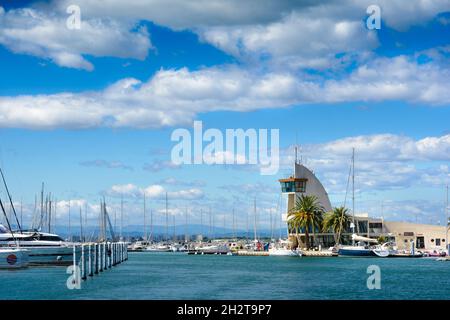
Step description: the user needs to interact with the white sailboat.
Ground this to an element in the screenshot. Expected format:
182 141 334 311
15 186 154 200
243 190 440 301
0 169 29 268
336 150 389 258
268 240 301 256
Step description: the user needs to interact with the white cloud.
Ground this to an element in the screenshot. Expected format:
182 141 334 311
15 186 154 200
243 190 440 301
79 159 133 170
143 160 182 172
279 133 450 192
107 183 204 200
2 0 446 72
54 0 450 31
0 56 449 129
198 11 378 69
0 6 152 70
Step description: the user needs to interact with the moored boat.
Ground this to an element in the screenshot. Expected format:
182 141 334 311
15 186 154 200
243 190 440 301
0 227 76 265
338 234 389 257
0 248 29 269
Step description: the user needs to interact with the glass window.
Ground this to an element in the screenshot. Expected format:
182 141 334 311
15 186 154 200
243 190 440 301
294 180 306 192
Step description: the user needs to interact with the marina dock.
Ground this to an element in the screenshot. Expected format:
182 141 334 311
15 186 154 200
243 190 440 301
236 250 269 256
301 251 337 257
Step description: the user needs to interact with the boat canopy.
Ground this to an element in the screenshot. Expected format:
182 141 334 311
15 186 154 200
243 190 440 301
351 234 378 244
0 225 8 233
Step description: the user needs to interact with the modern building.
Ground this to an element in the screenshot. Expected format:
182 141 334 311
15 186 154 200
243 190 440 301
279 161 448 252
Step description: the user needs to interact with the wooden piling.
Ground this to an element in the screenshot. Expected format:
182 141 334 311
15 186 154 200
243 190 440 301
88 244 93 277
94 243 98 274
103 242 107 270
81 245 86 280
99 242 102 272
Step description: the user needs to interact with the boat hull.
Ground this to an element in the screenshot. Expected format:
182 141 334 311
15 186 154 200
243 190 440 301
338 248 377 257
0 249 29 269
268 249 300 257
21 246 75 265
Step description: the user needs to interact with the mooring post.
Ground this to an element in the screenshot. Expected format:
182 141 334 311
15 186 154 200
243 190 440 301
81 245 86 280
100 242 104 272
115 243 118 265
94 243 98 274
72 244 76 276
108 243 111 268
104 242 107 269
88 244 93 277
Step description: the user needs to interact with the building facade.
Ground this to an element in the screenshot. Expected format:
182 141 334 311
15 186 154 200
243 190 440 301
279 162 448 251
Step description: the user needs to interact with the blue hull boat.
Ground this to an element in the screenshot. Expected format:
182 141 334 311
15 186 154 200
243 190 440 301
338 247 377 257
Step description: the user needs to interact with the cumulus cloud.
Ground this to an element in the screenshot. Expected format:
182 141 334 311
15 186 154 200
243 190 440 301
0 6 152 70
79 159 133 170
278 133 450 193
0 56 449 129
107 183 204 200
157 178 206 187
49 0 450 70
143 160 182 172
198 11 378 69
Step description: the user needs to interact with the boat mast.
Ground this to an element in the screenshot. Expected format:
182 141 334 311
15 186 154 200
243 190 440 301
79 206 83 242
150 208 153 242
222 213 226 239
209 206 212 240
20 198 23 230
172 214 176 242
200 208 203 240
232 207 235 239
143 193 147 241
120 195 123 241
48 193 52 233
68 200 71 242
246 206 249 241
165 192 168 241
253 197 257 241
352 148 356 245
84 202 87 242
0 168 23 233
446 184 449 255
0 196 18 246
185 206 188 242
40 183 44 231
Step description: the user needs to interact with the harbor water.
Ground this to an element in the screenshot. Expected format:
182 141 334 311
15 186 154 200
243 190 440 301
1 252 449 300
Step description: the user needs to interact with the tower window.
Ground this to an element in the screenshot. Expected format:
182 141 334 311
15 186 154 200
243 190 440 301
279 178 307 193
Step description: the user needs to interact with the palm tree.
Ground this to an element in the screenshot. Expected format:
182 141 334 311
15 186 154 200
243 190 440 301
322 206 351 245
287 194 324 249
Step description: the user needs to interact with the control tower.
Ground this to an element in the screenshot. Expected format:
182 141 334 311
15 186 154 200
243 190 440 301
279 160 332 222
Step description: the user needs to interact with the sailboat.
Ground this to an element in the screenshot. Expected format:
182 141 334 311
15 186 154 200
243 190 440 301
0 169 29 268
337 150 389 258
268 195 301 256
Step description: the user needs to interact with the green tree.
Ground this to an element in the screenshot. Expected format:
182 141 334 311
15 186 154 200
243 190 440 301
288 194 324 249
322 206 351 245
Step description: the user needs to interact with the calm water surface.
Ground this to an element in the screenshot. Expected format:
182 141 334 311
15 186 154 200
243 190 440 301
1 252 449 300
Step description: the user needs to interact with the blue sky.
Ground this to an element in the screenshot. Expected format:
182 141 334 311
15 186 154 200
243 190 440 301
0 0 449 232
